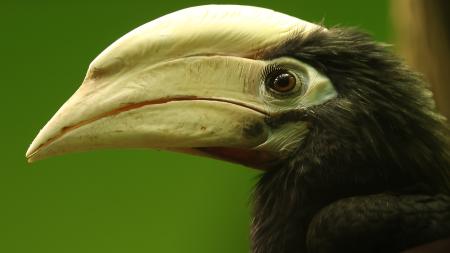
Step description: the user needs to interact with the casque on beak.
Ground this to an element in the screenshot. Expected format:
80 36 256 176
26 5 321 169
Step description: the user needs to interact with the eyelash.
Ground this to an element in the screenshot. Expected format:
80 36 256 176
261 64 284 80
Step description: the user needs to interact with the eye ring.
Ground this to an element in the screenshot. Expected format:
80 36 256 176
265 69 298 95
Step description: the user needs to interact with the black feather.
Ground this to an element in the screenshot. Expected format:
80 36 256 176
251 27 450 253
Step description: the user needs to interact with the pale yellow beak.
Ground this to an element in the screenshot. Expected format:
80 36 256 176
26 5 323 168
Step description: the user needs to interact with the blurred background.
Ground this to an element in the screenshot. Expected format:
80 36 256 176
1 1 448 252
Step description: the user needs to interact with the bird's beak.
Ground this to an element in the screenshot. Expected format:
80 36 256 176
26 5 320 169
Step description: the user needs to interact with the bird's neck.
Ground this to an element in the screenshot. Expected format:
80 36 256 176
250 154 353 253
250 158 433 253
251 165 322 253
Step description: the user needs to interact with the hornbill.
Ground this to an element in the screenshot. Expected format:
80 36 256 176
26 5 450 253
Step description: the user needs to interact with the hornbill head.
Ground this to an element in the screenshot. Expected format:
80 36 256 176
27 5 450 253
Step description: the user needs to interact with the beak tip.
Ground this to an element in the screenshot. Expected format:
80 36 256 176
25 139 41 163
25 149 36 163
25 149 45 164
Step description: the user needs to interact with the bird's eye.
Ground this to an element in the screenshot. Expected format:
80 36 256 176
266 69 298 94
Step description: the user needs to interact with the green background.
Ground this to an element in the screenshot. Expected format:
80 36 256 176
1 1 390 252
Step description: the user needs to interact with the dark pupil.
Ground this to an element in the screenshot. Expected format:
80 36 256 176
272 73 295 92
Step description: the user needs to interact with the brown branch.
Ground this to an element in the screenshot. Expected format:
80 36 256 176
391 0 450 119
